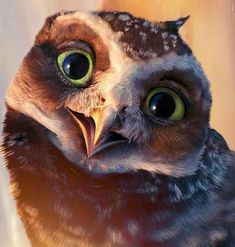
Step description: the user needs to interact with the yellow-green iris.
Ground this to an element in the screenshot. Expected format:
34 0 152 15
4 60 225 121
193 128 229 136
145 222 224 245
57 49 94 87
143 87 185 121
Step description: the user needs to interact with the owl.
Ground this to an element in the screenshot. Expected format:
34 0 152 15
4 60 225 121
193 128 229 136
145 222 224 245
1 10 235 247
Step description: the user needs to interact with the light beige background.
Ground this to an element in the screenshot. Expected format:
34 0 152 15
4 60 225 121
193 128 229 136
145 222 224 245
0 1 234 246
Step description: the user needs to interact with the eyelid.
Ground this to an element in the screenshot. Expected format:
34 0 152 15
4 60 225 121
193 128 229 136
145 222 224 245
57 40 95 58
152 80 189 107
139 71 191 102
140 79 189 111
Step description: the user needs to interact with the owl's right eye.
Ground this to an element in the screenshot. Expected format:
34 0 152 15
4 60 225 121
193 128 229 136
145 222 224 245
142 87 186 121
57 49 94 87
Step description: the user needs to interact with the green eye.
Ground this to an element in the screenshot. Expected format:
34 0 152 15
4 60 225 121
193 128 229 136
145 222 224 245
57 49 94 86
143 87 185 121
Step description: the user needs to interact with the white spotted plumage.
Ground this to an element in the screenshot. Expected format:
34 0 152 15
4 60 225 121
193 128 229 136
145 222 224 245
1 10 234 247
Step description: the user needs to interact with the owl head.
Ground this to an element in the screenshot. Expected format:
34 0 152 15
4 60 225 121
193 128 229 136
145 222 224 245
6 11 211 177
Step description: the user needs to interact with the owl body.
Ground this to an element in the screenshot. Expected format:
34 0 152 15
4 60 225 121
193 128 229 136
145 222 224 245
1 11 235 246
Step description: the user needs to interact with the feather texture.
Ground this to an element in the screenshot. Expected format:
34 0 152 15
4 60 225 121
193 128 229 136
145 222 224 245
1 11 234 246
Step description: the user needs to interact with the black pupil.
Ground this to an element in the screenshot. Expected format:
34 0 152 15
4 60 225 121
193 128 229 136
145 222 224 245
63 53 90 80
149 92 176 119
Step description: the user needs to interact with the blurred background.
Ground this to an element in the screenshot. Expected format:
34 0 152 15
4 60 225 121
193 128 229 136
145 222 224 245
0 0 234 246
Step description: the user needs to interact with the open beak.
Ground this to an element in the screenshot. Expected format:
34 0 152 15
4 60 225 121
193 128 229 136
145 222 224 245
67 107 126 158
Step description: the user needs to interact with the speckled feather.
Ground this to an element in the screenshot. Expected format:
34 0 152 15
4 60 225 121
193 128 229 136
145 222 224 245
1 11 235 247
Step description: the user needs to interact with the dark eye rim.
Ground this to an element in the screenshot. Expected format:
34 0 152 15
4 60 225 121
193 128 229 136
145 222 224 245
56 46 95 88
142 86 188 123
145 115 176 126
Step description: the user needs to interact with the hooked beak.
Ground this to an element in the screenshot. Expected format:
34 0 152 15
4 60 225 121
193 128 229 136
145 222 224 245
67 107 127 158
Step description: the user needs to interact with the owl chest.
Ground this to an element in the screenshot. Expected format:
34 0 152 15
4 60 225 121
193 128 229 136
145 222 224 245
3 131 227 247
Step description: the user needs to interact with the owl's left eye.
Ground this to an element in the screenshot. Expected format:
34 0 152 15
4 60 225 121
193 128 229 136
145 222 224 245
57 49 94 87
143 87 185 121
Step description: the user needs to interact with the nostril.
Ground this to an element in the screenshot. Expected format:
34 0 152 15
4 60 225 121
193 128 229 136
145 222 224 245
107 132 127 143
111 113 123 131
120 106 127 114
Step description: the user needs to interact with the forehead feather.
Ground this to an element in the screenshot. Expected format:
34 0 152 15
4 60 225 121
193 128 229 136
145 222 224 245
36 11 191 61
97 11 192 60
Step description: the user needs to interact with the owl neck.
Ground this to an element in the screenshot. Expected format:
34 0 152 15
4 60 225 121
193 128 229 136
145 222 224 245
3 107 230 245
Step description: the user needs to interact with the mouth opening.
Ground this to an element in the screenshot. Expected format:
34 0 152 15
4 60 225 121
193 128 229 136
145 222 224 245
67 107 127 157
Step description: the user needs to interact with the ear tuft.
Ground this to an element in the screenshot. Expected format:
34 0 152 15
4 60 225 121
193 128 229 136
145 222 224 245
159 15 190 32
34 12 61 45
34 11 76 45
